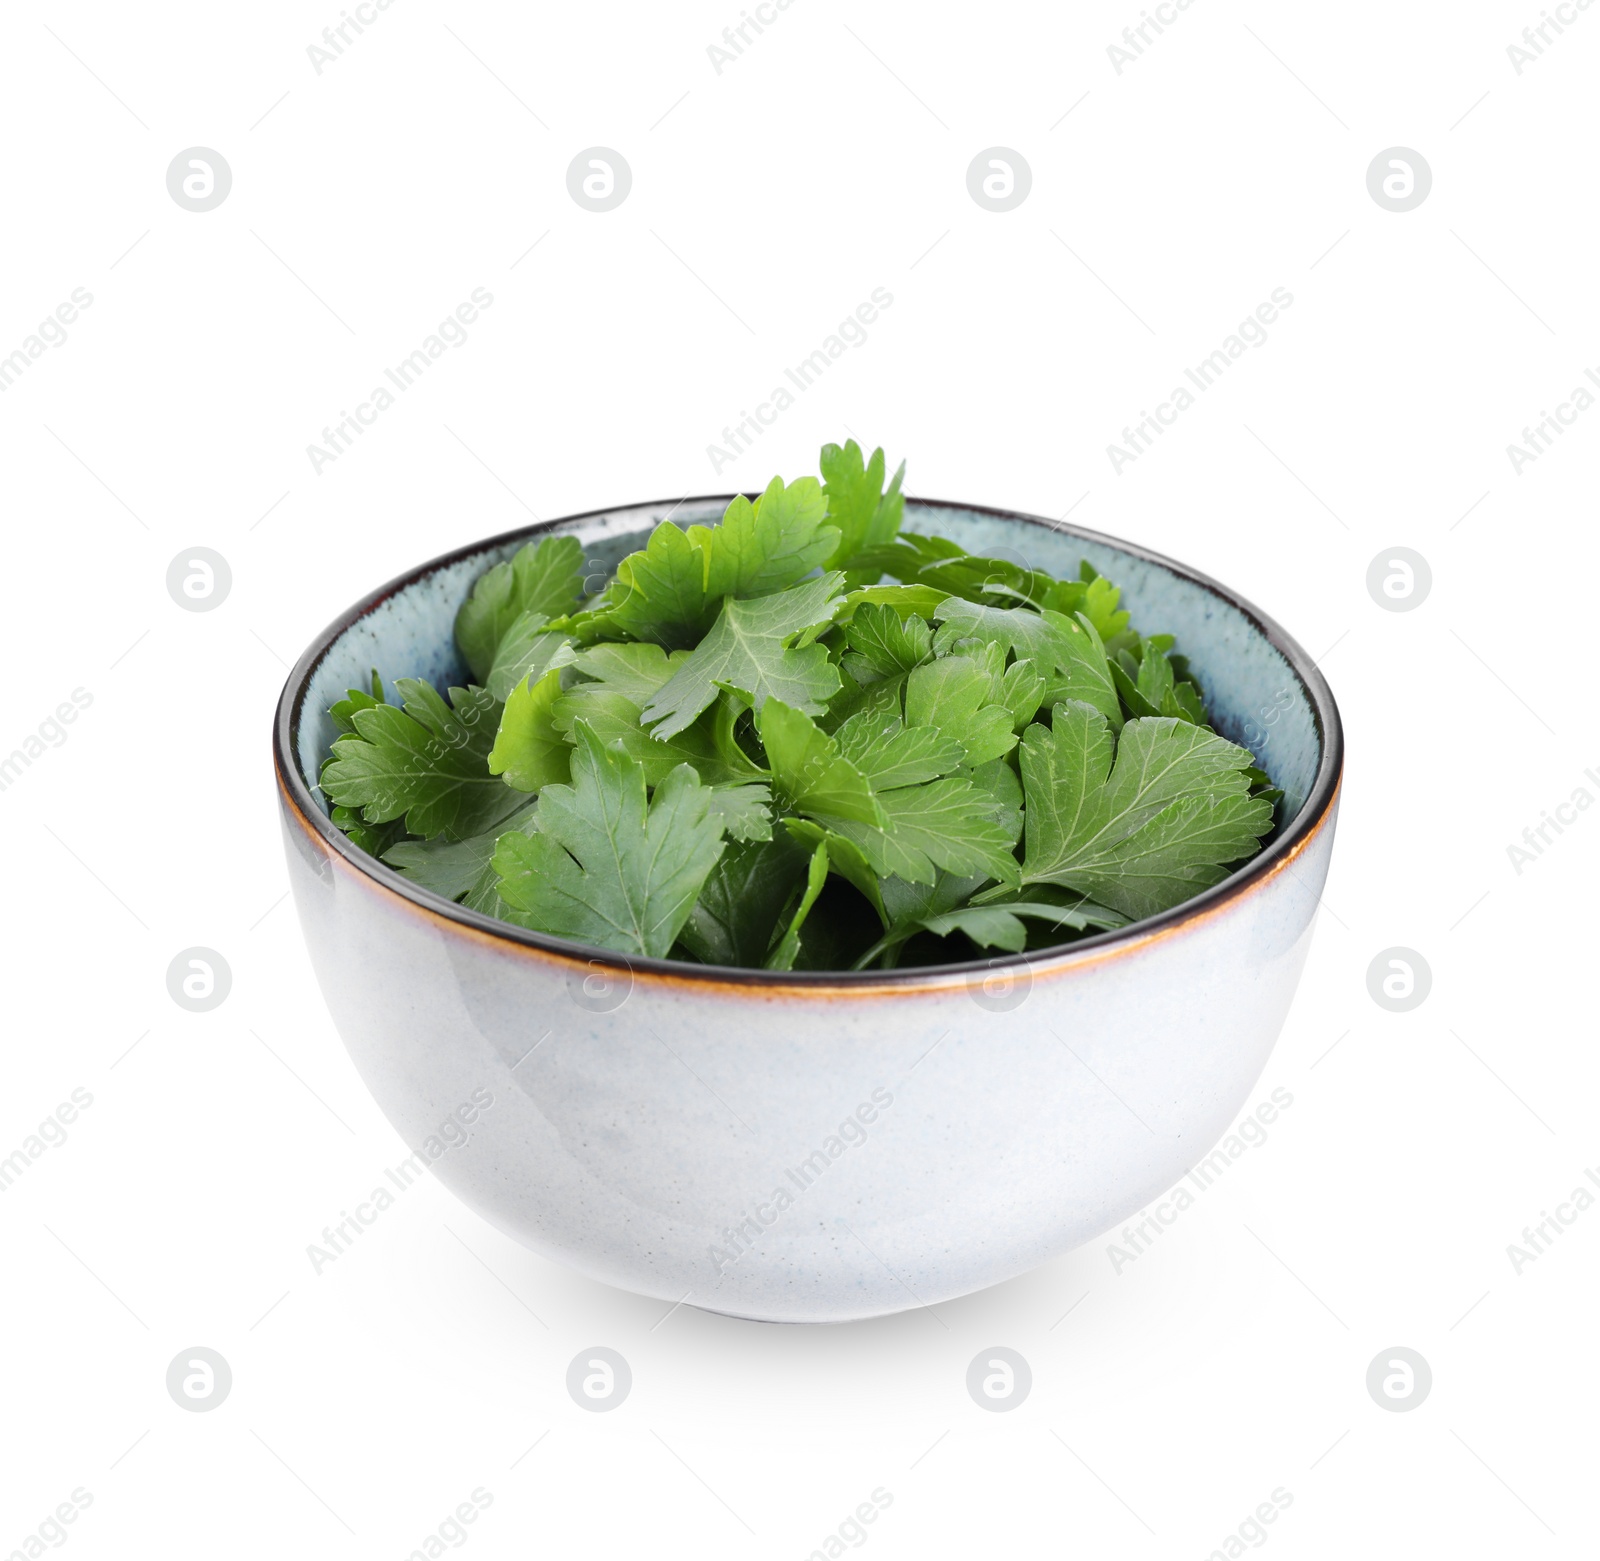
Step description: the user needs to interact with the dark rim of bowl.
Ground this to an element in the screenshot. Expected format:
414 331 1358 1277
273 495 1343 989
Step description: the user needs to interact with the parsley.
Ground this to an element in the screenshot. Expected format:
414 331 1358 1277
488 667 569 793
455 535 586 682
491 724 726 958
322 678 521 841
319 439 1277 968
639 573 845 739
1012 702 1273 919
819 440 905 572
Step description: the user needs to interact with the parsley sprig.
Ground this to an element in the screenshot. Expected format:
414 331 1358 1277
320 440 1278 970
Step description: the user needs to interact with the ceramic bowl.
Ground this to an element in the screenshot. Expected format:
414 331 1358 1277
273 497 1342 1324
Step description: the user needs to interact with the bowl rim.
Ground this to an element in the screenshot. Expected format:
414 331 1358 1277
273 494 1343 991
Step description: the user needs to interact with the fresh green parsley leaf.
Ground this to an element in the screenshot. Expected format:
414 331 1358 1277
833 711 965 791
486 611 571 704
819 440 906 569
1110 657 1158 719
701 475 838 599
781 819 885 923
835 584 948 626
819 673 905 734
600 478 839 648
967 756 1025 846
677 835 810 966
850 871 988 968
854 535 1056 608
710 692 770 779
323 678 521 841
383 800 539 899
456 536 586 681
765 841 830 971
1018 704 1272 918
551 688 742 788
552 644 755 788
704 783 774 843
904 656 1017 766
1166 679 1207 726
1136 641 1176 708
329 805 409 859
566 642 687 703
641 574 845 738
1042 567 1132 645
1107 638 1208 727
919 897 1127 953
931 598 1060 662
832 777 1022 888
488 668 570 793
996 659 1047 730
329 670 386 735
841 603 934 685
492 723 727 958
846 533 963 592
758 699 885 831
931 600 1120 733
1039 610 1121 731
594 519 716 649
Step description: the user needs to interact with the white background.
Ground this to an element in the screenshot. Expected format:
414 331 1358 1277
2 1 1596 1556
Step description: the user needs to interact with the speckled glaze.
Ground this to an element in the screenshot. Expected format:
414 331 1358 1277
274 498 1342 1323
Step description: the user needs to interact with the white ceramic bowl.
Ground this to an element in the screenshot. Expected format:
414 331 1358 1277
274 497 1341 1323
